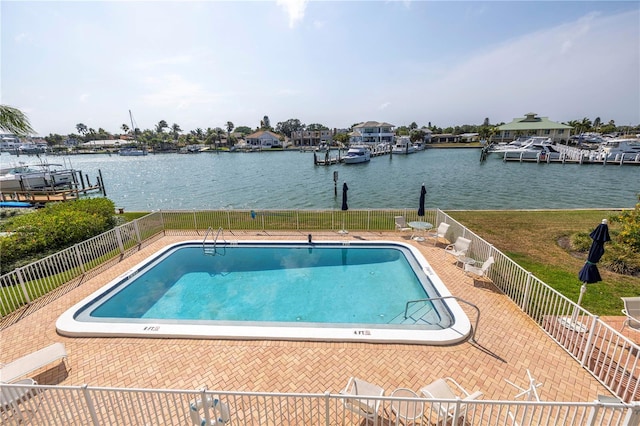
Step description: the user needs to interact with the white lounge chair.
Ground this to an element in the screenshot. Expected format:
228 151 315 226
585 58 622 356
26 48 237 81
424 222 450 246
340 377 384 424
621 296 640 333
420 377 483 425
0 343 67 384
464 256 495 280
1 378 39 422
394 216 412 234
443 237 471 262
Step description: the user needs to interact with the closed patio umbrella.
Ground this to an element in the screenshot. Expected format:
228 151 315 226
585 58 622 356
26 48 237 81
576 219 611 308
418 184 426 217
341 183 348 211
339 182 348 234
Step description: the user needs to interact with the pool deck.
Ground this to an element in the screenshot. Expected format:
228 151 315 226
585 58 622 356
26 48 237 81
0 231 631 402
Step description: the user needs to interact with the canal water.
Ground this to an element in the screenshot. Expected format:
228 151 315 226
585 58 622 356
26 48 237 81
2 149 637 211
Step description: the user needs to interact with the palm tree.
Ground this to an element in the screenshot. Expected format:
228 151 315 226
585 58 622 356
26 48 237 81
0 105 35 135
171 123 182 141
226 121 234 147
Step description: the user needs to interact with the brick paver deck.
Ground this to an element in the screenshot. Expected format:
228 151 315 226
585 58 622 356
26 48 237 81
0 231 613 402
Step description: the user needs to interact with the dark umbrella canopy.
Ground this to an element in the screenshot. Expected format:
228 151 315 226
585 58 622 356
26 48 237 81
578 220 611 284
418 184 426 217
341 183 348 211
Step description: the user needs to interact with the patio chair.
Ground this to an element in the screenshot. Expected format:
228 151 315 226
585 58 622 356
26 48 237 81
621 296 640 333
394 216 412 234
424 222 450 246
0 343 67 384
340 377 385 424
443 237 471 262
1 378 39 422
464 256 495 280
420 377 483 425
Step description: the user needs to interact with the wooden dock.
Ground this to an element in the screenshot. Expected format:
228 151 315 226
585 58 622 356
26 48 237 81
0 185 104 204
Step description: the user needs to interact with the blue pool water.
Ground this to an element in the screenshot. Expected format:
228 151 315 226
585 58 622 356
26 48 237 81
88 244 430 324
58 241 471 344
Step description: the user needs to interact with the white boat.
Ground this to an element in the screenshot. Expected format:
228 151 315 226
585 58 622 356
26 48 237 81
493 137 562 160
119 148 147 156
596 138 640 160
0 163 75 191
343 146 371 164
391 136 416 154
486 137 533 153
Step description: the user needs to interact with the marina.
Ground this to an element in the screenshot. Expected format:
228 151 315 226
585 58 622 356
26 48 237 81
2 148 636 211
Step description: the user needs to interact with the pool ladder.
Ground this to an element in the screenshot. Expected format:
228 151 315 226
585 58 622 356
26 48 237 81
404 296 480 344
203 226 225 256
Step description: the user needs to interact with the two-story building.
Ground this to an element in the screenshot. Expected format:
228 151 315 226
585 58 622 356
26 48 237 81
349 121 395 146
290 130 333 148
497 112 573 143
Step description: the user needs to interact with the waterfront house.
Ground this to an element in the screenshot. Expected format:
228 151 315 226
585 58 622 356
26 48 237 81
290 129 333 148
497 112 573 143
350 121 395 146
245 130 283 148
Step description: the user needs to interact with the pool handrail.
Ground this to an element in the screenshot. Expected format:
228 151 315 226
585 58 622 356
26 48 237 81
203 226 225 255
405 296 480 344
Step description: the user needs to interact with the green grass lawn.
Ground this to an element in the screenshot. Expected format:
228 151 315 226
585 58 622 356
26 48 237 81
447 209 640 316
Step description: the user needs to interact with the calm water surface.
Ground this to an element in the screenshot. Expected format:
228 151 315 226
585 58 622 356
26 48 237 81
3 149 637 211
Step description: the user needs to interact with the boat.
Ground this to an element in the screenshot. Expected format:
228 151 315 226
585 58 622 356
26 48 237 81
492 137 562 160
343 146 371 164
0 162 75 191
486 137 533 153
119 110 148 156
391 136 416 154
118 147 147 156
596 138 640 160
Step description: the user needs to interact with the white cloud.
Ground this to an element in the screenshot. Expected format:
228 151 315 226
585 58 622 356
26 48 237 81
79 93 90 103
396 10 639 125
378 102 391 110
277 0 308 29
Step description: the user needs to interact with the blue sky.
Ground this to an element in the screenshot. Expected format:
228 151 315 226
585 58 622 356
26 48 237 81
2 1 639 136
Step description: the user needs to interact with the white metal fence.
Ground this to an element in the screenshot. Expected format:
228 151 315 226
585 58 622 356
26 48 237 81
1 382 638 426
1 208 639 420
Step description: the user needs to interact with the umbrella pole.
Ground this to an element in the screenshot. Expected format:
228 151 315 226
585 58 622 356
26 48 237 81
570 283 588 325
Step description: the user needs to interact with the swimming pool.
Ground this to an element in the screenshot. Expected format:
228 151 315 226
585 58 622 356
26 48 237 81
56 241 471 344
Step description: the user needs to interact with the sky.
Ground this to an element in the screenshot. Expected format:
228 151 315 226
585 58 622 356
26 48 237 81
2 1 639 136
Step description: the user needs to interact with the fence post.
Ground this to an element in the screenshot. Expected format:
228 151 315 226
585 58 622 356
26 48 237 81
623 403 640 426
74 244 86 275
324 391 331 426
16 268 31 304
133 220 142 246
580 315 599 367
521 272 533 312
115 227 125 255
193 210 198 234
227 211 231 231
81 384 101 426
296 210 300 230
160 210 166 235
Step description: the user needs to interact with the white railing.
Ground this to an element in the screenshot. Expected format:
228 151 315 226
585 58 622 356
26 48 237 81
433 211 640 403
1 209 638 404
1 382 637 426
